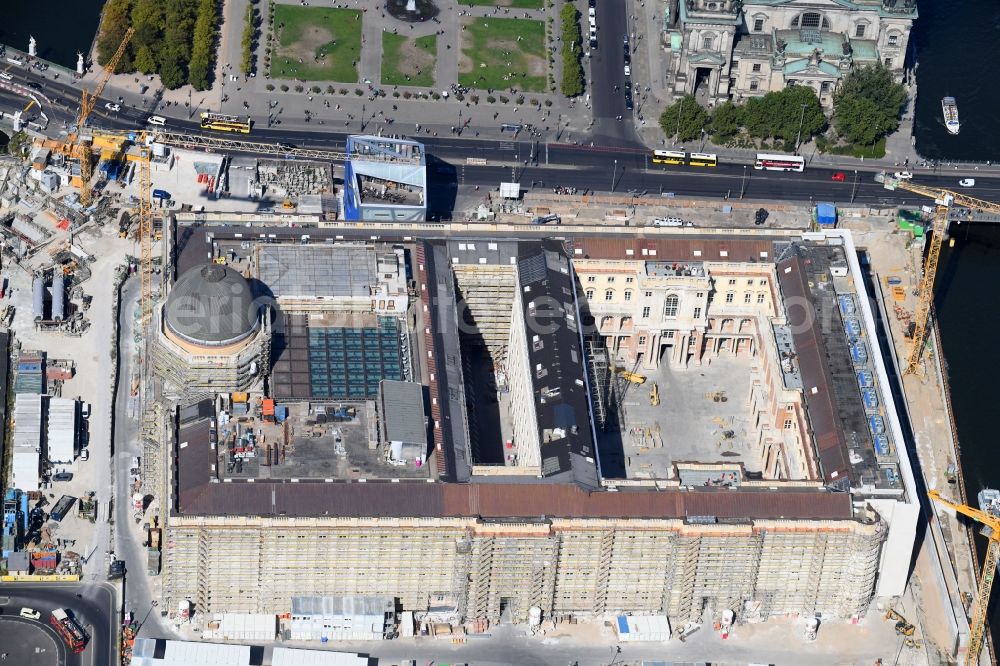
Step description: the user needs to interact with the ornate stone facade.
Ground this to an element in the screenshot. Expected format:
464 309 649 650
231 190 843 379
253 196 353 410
664 0 917 106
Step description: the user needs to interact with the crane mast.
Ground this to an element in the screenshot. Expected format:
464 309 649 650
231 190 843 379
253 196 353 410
874 173 1000 375
77 27 134 207
929 489 1000 665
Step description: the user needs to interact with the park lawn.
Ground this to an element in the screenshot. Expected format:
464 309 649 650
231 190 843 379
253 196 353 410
458 17 547 92
270 6 362 82
382 33 437 87
460 0 544 8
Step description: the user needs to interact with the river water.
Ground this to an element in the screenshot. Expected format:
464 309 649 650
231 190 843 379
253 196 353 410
911 0 1000 161
0 0 106 69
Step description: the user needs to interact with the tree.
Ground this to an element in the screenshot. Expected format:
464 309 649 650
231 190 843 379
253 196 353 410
710 101 742 142
740 85 825 144
658 95 709 142
158 46 187 89
559 5 585 97
834 95 885 146
133 45 157 75
188 0 217 90
95 0 133 67
833 65 907 145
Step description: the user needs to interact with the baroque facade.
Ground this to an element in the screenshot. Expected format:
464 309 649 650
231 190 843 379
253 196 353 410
664 0 917 106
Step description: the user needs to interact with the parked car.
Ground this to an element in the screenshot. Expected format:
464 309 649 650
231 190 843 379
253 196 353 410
20 608 40 620
81 402 91 419
893 171 913 180
959 178 976 187
80 449 90 461
831 172 846 182
52 472 73 482
105 102 121 112
27 82 42 91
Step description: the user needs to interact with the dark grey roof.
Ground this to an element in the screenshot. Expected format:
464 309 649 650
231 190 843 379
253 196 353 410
380 380 426 445
164 264 259 347
516 241 599 487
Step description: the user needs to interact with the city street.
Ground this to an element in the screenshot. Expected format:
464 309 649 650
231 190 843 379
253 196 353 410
0 583 117 666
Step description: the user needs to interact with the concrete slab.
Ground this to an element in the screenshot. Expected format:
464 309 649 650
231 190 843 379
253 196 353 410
601 354 758 481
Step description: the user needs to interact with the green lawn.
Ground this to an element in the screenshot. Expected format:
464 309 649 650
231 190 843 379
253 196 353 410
382 33 437 87
459 17 547 92
270 6 362 82
460 0 544 8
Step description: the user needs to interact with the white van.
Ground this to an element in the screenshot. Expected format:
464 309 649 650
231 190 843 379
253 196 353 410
146 115 166 126
0 72 12 81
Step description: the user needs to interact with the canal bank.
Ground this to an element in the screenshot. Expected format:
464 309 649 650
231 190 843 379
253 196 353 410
846 219 985 663
936 223 1000 659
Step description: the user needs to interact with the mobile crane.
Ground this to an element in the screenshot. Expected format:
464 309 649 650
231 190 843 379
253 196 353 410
874 173 1000 375
928 488 1000 665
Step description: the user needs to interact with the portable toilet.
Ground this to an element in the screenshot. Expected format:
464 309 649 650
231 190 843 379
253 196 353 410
815 202 837 227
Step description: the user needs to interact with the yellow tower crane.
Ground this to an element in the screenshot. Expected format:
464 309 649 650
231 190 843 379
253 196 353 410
74 27 134 207
88 129 351 323
928 488 1000 665
874 172 1000 375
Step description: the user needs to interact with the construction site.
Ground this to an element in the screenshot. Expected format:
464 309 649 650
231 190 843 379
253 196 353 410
132 222 922 654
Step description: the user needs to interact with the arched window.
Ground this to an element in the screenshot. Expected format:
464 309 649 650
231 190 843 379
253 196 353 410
663 294 679 317
800 13 821 28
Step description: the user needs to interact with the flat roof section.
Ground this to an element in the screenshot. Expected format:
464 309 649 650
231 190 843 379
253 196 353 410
599 354 760 481
257 245 377 300
220 401 427 481
380 380 427 447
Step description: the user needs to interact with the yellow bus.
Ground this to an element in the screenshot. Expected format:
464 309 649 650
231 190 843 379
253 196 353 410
200 112 252 134
651 149 686 165
687 152 717 167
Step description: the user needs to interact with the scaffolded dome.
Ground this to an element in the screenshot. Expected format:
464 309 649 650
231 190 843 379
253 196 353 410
163 264 259 348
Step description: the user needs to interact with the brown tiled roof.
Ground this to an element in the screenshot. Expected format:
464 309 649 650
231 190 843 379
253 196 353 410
175 415 853 522
776 256 851 486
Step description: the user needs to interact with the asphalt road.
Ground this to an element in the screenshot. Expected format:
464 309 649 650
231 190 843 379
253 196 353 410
0 583 116 666
3 66 1000 211
588 0 639 147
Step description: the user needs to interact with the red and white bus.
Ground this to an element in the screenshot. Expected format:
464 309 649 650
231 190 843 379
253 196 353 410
754 153 805 172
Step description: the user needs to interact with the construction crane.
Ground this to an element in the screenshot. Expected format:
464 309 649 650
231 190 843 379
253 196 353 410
928 488 1000 665
74 27 134 207
874 172 1000 375
89 128 351 323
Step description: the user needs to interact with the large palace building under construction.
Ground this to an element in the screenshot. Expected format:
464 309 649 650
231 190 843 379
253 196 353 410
154 221 919 631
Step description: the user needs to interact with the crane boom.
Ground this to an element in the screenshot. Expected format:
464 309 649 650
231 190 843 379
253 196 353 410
78 27 134 129
77 27 134 207
875 172 1000 375
929 489 1000 665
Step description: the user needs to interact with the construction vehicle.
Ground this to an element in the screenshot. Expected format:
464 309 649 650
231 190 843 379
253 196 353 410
874 172 1000 375
884 608 915 637
614 367 646 384
649 382 660 406
928 488 1000 665
50 607 88 653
